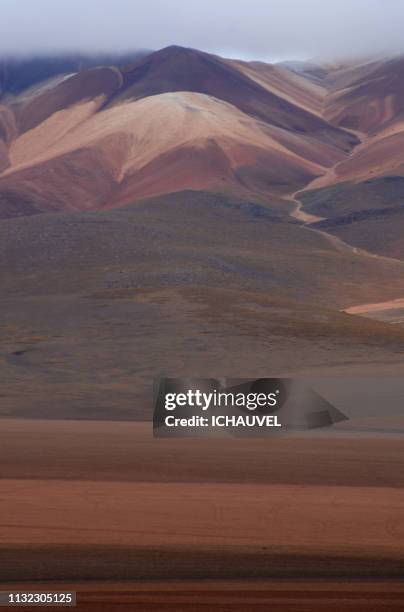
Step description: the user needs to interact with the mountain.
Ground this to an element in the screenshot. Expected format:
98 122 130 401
3 46 404 605
0 46 360 218
3 48 404 233
3 48 404 418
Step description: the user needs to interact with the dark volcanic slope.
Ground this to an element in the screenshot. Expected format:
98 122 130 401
2 190 404 419
299 176 404 259
14 67 123 133
0 52 148 97
301 176 404 219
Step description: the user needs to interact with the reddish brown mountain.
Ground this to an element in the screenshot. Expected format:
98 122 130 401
0 46 363 218
2 47 404 227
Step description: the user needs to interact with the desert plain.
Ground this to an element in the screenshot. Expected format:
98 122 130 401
1 419 404 610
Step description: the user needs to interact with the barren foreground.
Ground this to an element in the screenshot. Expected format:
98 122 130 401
1 420 404 610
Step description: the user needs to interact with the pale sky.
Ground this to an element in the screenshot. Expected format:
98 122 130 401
1 0 403 60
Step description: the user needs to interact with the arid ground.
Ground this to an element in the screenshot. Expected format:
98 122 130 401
1 420 404 609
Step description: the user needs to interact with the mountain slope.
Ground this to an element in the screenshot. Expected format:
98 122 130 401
289 56 404 259
229 59 327 116
0 47 361 218
110 46 355 150
3 44 404 266
3 90 352 215
3 190 404 418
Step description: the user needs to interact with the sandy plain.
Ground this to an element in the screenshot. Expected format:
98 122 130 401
1 420 404 610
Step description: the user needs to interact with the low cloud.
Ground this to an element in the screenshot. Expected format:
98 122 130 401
1 0 403 60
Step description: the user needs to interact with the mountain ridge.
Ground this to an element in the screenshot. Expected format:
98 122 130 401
1 44 404 266
0 45 364 218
